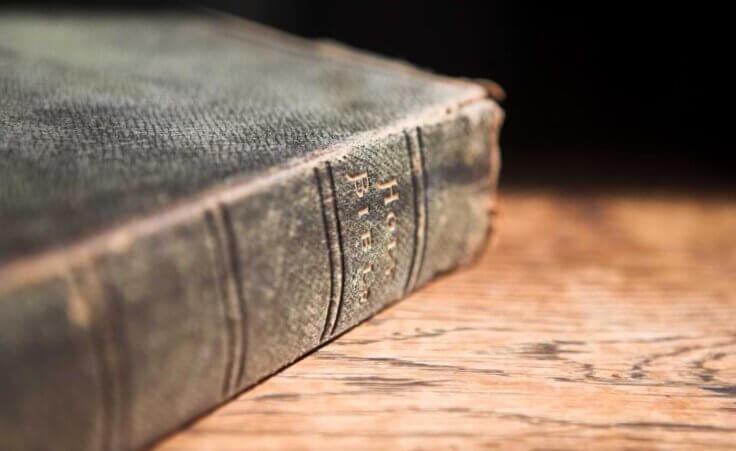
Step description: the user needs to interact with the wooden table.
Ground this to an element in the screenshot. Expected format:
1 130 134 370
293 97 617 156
157 189 736 450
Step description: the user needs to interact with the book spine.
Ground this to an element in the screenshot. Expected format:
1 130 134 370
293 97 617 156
0 99 502 451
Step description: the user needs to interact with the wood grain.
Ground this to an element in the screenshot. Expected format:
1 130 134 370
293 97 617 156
157 189 736 450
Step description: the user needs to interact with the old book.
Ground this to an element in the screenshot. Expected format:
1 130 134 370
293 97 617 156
0 11 503 451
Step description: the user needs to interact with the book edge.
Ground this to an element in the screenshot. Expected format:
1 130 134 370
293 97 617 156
0 95 502 292
204 9 495 97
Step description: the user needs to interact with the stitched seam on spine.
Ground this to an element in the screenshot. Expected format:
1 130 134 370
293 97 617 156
403 131 419 293
315 168 337 341
326 161 346 336
203 210 236 398
96 275 131 451
218 203 248 388
414 126 430 285
66 271 114 451
403 130 423 295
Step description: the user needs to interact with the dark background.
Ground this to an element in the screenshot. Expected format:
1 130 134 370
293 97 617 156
213 2 729 190
13 2 732 189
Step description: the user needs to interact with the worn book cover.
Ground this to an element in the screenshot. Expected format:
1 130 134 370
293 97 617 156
0 11 503 451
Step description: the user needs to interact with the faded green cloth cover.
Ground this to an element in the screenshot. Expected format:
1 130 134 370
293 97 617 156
0 11 503 451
